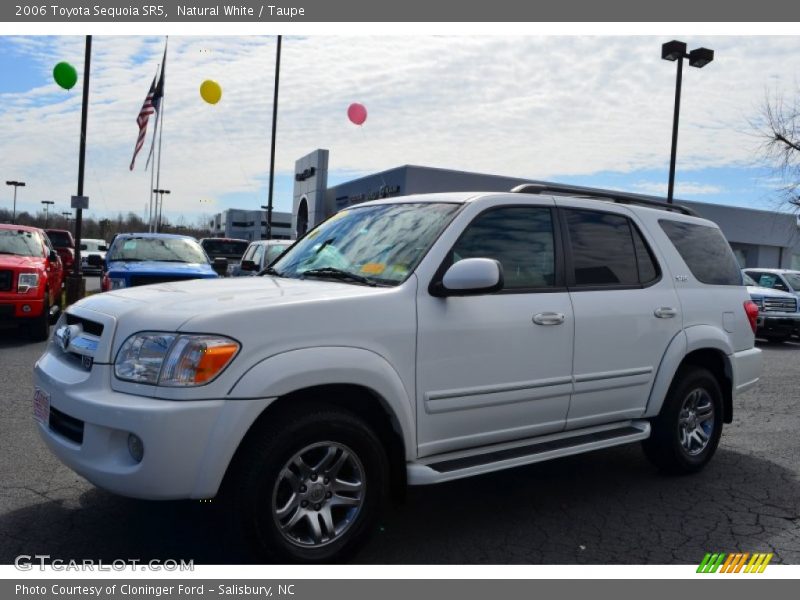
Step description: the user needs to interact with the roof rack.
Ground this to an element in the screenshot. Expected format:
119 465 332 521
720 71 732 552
510 183 700 217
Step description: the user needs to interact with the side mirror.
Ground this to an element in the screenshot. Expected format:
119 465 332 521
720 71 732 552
87 254 103 267
239 259 257 272
212 257 228 276
433 258 504 296
49 250 59 263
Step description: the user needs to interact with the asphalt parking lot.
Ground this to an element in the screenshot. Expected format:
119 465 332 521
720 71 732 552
0 330 798 565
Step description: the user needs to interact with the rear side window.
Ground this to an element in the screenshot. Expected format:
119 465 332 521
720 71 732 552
564 209 659 287
659 220 741 285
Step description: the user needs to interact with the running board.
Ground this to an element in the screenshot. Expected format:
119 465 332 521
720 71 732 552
407 420 650 485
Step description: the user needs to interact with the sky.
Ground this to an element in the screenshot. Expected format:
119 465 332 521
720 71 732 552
0 35 799 228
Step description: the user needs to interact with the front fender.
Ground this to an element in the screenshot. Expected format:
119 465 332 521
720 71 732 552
228 346 416 460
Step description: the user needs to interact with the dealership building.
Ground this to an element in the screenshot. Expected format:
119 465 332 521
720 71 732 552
289 149 800 270
209 208 293 241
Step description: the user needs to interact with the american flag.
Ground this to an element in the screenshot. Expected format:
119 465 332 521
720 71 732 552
129 75 157 171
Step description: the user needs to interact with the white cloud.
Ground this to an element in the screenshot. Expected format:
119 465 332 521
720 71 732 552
631 181 724 196
2 35 800 220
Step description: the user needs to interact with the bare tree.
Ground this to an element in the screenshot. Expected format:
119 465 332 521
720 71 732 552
755 89 800 209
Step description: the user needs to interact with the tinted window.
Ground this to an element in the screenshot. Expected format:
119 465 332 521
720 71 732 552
660 220 742 285
46 230 73 248
451 207 555 289
632 225 659 284
565 210 638 286
201 239 249 257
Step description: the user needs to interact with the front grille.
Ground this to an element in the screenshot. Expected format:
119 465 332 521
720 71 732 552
129 275 199 287
0 270 12 292
49 406 84 445
763 297 798 313
65 313 104 336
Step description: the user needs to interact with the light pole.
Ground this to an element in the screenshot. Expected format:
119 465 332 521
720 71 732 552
260 204 268 239
41 200 54 227
5 180 25 223
265 35 282 241
153 188 170 232
662 40 714 204
62 211 72 230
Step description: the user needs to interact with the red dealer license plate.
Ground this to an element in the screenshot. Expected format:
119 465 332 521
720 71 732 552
33 387 50 425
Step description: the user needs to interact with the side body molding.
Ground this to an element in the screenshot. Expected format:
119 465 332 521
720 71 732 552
228 346 416 460
643 325 734 418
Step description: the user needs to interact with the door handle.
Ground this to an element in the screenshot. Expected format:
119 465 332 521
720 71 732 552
654 307 677 319
533 312 566 326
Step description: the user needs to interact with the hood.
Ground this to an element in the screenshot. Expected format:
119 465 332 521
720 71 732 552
0 254 45 270
107 260 215 276
77 275 386 324
746 284 797 299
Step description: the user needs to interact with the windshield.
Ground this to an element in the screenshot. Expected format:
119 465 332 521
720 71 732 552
0 229 44 257
743 273 757 286
108 237 208 264
785 273 800 290
202 239 249 256
81 240 107 252
271 202 460 285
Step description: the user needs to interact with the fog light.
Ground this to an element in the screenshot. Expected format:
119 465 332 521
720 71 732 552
127 433 144 463
22 305 31 313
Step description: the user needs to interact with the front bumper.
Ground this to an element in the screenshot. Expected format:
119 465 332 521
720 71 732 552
33 351 273 499
756 313 800 337
0 297 45 320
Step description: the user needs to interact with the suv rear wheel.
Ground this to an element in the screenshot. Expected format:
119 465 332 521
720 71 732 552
643 366 723 474
227 404 388 562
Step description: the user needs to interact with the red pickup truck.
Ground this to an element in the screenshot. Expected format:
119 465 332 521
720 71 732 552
0 224 64 340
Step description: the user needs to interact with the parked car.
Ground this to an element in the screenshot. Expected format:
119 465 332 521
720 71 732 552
200 237 250 276
34 186 761 562
79 238 108 275
94 233 219 292
743 268 800 300
231 240 292 277
1 224 64 340
743 272 799 341
44 228 75 276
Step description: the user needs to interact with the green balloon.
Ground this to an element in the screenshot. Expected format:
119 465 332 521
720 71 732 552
53 62 78 90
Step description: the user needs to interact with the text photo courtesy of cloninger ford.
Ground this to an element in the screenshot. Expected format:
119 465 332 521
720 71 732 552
0 32 799 569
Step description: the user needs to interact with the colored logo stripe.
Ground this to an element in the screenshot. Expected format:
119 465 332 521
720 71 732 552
697 552 773 573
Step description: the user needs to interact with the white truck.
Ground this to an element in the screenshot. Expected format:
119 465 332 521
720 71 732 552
33 184 762 562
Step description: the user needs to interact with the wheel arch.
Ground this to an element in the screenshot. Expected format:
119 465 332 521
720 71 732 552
645 328 734 423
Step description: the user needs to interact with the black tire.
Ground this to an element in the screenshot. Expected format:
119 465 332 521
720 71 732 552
225 403 388 563
642 366 723 475
29 295 50 342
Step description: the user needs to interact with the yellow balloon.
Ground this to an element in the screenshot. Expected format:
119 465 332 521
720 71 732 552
200 79 222 105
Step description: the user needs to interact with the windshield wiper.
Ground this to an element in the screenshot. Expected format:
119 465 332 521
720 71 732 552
300 267 376 286
109 258 144 262
259 266 285 277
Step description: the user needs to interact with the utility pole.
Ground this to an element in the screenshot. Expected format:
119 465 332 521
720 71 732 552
153 188 170 232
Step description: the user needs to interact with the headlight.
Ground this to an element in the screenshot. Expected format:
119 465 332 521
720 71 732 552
18 273 40 293
114 332 239 387
110 278 126 290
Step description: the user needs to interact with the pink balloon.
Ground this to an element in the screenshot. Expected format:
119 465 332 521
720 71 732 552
347 102 367 126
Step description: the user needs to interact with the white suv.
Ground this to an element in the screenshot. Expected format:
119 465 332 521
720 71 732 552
33 184 762 562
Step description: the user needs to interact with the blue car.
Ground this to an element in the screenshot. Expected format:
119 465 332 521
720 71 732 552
98 233 218 292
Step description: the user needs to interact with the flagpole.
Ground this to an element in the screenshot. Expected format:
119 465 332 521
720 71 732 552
154 37 168 233
148 119 157 232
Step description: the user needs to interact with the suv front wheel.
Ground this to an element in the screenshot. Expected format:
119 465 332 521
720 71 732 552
643 366 723 475
227 404 388 562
